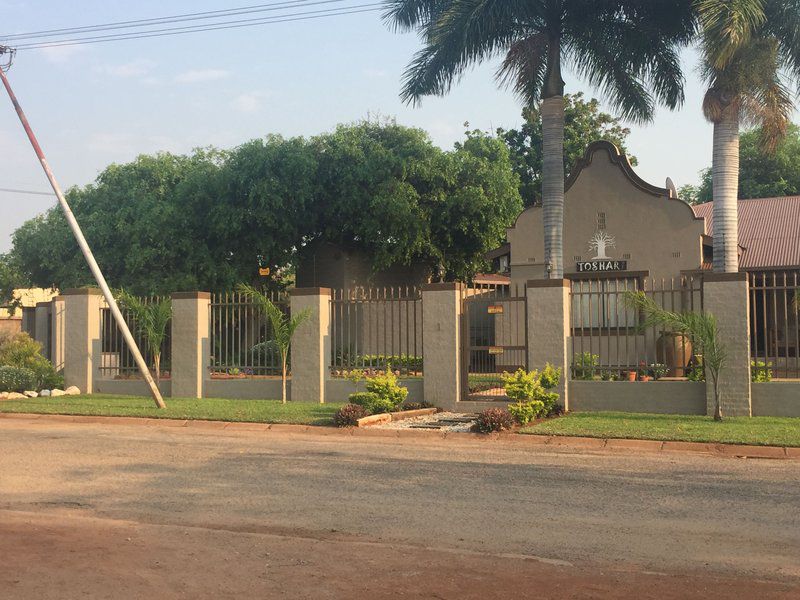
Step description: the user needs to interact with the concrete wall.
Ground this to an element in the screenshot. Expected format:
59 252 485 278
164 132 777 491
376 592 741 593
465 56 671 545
326 377 424 404
94 379 172 397
569 381 707 415
0 317 21 336
205 378 286 400
507 141 705 286
752 382 800 417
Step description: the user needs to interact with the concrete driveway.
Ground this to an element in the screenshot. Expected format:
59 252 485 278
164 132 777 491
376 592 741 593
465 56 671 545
0 416 798 599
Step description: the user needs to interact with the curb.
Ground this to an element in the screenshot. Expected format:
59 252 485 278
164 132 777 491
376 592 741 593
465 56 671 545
0 412 797 460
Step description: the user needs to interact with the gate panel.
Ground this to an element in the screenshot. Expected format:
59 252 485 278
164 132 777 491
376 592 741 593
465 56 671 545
461 284 527 401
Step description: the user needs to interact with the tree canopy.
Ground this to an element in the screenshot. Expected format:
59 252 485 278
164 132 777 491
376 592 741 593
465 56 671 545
6 121 521 294
498 93 637 207
679 123 800 204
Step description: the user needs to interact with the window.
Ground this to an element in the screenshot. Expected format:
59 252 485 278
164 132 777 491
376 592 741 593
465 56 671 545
571 278 639 331
597 212 607 230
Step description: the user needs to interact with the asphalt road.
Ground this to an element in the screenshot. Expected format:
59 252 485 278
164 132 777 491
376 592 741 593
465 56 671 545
1 417 799 599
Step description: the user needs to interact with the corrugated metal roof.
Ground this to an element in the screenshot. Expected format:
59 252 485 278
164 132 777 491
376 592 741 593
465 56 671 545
693 196 800 269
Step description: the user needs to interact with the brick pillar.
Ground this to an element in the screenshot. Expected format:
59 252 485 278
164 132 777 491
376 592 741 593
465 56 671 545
526 280 571 412
62 288 103 393
51 296 65 371
290 288 331 403
422 283 464 411
171 292 211 399
703 273 752 417
34 302 51 358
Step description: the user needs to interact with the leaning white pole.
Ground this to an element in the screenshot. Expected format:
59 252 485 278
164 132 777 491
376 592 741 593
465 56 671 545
0 66 166 408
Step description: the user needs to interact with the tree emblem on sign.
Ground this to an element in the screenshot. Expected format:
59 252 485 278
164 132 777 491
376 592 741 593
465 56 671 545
589 231 615 260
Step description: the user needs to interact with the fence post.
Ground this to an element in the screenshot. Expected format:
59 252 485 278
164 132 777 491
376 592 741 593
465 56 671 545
290 288 331 403
703 273 752 416
62 288 103 393
171 292 211 399
526 280 571 412
34 302 51 359
422 283 464 411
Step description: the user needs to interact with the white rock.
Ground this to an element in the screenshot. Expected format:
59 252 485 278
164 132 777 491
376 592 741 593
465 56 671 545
39 389 51 397
64 386 81 396
0 392 9 400
50 389 66 397
7 392 26 400
23 391 38 398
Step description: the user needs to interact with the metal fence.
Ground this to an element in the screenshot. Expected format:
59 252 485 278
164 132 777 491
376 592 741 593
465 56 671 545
329 287 423 376
462 283 527 400
570 276 703 381
99 297 171 379
750 270 800 379
209 290 290 378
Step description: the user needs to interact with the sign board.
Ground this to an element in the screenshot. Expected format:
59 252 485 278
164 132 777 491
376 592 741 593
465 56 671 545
487 305 504 315
576 260 627 273
488 346 504 355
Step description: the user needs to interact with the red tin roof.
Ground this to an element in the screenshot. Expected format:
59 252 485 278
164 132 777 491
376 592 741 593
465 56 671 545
693 196 800 269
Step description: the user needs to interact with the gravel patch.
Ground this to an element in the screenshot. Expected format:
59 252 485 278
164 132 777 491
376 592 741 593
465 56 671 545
373 412 476 433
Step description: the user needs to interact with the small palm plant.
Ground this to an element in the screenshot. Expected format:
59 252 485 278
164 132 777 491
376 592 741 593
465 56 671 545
238 284 310 403
624 291 728 420
115 290 171 386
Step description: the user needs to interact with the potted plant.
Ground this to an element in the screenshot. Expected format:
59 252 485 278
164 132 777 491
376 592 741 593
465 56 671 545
626 370 637 382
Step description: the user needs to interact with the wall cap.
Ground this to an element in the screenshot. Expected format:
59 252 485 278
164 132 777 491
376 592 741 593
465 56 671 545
422 282 465 292
171 291 211 300
290 287 332 297
526 279 570 289
704 272 747 283
35 301 52 308
62 288 103 296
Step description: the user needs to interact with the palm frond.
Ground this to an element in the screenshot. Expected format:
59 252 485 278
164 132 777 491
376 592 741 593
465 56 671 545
495 33 549 106
115 289 171 360
695 0 767 69
382 0 447 32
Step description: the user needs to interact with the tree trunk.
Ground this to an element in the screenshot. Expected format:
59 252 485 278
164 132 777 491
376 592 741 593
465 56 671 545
712 372 723 421
154 353 161 387
542 96 565 279
281 355 288 404
712 114 740 273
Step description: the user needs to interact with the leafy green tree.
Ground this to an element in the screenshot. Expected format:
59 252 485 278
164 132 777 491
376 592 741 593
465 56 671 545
238 284 310 403
385 0 695 277
115 290 172 386
0 254 30 308
499 93 637 206
696 0 800 272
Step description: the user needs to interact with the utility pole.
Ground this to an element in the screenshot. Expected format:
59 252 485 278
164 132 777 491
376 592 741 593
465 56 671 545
0 46 166 409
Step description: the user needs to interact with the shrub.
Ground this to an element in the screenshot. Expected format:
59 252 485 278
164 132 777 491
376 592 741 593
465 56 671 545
334 403 369 427
473 408 514 433
0 365 36 393
348 391 396 415
508 400 545 425
364 367 408 410
402 401 434 411
0 332 61 390
539 363 561 389
572 352 599 380
751 360 772 382
502 369 540 402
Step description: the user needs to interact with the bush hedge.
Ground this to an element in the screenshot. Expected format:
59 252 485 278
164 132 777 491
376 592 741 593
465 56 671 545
0 365 36 393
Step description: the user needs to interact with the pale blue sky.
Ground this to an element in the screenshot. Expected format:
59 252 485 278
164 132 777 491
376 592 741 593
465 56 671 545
0 0 716 252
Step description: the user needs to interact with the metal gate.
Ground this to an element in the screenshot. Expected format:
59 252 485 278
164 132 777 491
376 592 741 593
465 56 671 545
461 284 528 401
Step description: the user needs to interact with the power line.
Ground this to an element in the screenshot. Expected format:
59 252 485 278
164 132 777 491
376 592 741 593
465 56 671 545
1 0 347 42
0 187 54 196
13 3 383 50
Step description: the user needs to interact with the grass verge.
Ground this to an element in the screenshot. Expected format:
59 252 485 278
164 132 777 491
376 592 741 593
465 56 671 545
0 395 345 426
521 412 800 447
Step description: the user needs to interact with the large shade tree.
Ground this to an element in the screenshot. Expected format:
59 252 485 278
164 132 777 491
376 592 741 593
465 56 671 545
384 0 695 278
696 0 800 272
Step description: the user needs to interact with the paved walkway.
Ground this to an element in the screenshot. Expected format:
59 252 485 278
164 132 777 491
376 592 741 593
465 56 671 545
1 416 799 599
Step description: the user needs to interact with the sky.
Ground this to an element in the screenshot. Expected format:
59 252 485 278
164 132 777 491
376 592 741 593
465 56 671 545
0 0 717 253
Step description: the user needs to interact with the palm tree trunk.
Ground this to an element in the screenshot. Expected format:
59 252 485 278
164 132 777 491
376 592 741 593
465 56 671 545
711 114 740 273
542 96 565 279
281 355 288 404
712 372 722 421
154 353 161 387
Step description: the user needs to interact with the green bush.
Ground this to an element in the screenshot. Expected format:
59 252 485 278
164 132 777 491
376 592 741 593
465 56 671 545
473 408 514 433
0 365 36 393
539 363 561 389
751 360 773 382
364 367 408 409
508 400 545 425
334 403 369 427
348 391 395 415
502 368 539 402
0 332 62 390
572 352 599 380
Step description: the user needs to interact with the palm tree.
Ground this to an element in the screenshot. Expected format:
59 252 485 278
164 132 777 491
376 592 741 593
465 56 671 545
696 0 800 272
115 291 171 388
238 285 311 404
384 0 695 278
625 291 727 420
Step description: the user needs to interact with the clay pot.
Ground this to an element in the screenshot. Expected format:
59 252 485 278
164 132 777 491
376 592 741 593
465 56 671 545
657 332 693 377
627 371 637 382
640 375 652 382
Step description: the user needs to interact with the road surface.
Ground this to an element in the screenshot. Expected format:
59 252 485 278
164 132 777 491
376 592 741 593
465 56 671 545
0 416 798 598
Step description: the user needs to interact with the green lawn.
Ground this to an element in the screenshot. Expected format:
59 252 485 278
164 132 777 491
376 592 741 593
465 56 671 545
0 395 345 426
522 412 800 447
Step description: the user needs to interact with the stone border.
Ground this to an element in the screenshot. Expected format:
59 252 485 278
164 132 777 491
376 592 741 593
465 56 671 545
1 412 797 459
356 407 437 427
